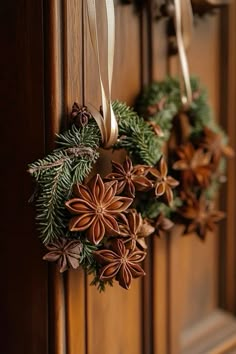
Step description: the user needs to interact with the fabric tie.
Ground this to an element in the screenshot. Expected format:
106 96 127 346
173 0 193 109
86 0 118 148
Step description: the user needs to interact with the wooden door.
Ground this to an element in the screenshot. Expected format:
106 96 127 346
1 1 236 354
165 3 236 353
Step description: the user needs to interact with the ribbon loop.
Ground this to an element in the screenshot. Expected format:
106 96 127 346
86 0 118 148
173 0 193 109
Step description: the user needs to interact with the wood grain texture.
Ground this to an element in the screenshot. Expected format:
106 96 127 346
0 1 48 353
167 8 236 354
220 1 236 315
150 4 169 353
43 1 68 353
84 3 144 354
153 236 168 354
62 2 86 353
65 271 86 354
48 268 67 354
140 4 156 354
44 0 65 144
182 310 236 353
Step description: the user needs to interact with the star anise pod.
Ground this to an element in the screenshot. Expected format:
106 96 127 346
198 127 234 168
149 157 179 204
172 142 212 188
178 195 225 240
151 212 174 237
43 238 82 272
71 102 92 127
65 174 133 245
105 157 153 198
94 239 146 290
119 210 155 249
146 96 166 116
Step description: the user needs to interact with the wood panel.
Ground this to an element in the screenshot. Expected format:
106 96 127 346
63 0 86 351
2 1 236 353
84 3 144 354
60 1 86 353
168 12 221 347
221 0 236 315
0 1 48 354
43 2 68 353
165 5 236 354
151 8 169 354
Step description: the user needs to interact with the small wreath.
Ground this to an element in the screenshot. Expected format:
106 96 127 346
136 76 234 240
28 101 179 290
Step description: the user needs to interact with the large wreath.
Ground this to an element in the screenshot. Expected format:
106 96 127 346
28 101 178 290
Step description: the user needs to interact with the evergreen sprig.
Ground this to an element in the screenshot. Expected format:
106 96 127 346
113 100 162 165
28 123 100 243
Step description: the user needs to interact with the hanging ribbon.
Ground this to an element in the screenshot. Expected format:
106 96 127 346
173 0 193 108
86 0 118 148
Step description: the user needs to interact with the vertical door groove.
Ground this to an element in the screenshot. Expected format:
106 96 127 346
43 1 67 353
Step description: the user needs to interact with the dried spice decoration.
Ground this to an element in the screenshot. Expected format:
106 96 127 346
105 157 152 198
136 77 233 240
149 156 179 203
94 239 146 290
118 209 155 250
178 194 225 240
71 102 92 127
172 142 212 188
197 126 234 168
28 101 178 291
65 175 133 245
43 238 82 273
150 212 174 238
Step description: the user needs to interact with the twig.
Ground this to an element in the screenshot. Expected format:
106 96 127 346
28 146 96 174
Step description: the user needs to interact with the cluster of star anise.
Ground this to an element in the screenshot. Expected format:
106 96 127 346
170 124 234 239
43 156 178 289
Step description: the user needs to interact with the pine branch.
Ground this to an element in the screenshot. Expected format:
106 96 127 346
113 100 162 165
28 147 95 175
28 123 100 243
35 158 73 243
56 121 100 149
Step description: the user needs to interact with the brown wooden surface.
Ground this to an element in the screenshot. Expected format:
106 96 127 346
166 4 236 354
63 2 86 354
2 0 236 353
222 1 236 315
84 3 144 354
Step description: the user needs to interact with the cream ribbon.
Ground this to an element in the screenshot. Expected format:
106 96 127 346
86 0 118 148
173 0 193 108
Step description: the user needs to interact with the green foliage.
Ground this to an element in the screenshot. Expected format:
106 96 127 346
139 196 182 220
34 157 73 243
28 123 100 244
135 76 215 139
136 77 180 117
56 121 100 150
113 100 162 165
80 239 99 266
90 276 113 293
135 76 231 221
